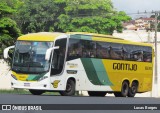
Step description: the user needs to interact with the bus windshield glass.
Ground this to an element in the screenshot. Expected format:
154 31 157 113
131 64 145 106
12 41 52 74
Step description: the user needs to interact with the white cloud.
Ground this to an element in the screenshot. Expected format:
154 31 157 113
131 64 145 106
112 0 160 13
112 0 160 18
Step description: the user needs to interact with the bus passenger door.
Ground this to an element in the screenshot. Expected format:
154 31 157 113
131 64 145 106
50 38 67 89
51 38 67 75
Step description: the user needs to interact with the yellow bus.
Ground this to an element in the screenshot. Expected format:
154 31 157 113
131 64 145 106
4 32 153 97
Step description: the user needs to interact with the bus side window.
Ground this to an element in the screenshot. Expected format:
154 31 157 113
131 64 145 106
81 40 96 58
109 44 123 60
96 42 110 59
143 47 152 62
143 52 152 62
124 44 144 62
67 39 81 61
137 51 143 61
130 51 143 61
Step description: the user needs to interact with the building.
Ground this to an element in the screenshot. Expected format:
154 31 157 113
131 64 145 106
123 17 160 31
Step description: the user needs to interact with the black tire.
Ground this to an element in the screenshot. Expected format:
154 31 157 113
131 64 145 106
114 81 129 97
60 79 75 96
88 91 107 97
29 89 45 95
114 92 122 97
128 82 138 97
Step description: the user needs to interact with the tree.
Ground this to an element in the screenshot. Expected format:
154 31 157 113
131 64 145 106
16 0 63 34
0 1 21 57
16 0 130 34
150 15 160 31
150 15 160 20
57 0 130 34
158 23 160 32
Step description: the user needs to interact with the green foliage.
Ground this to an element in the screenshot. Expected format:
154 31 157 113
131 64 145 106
0 1 15 18
150 15 160 20
15 0 130 34
158 23 160 32
150 15 160 31
16 0 60 33
57 0 130 34
0 0 131 58
0 89 60 95
0 0 131 59
0 1 21 57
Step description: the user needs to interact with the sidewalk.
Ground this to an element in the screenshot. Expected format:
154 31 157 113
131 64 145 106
0 59 12 89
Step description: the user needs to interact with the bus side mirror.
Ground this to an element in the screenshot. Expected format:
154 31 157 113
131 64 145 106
45 46 59 60
3 46 15 59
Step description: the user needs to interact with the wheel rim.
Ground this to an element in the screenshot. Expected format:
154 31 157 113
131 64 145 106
131 85 136 94
122 83 128 96
66 82 72 92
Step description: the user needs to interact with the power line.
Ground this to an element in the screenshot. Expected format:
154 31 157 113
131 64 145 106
127 10 160 15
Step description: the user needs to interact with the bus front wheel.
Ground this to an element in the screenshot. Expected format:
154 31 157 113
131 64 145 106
60 79 75 96
29 89 45 95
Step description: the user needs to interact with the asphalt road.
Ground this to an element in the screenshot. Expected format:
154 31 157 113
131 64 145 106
0 94 160 113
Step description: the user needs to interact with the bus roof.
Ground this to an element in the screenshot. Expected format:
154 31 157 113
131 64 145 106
17 32 65 41
68 32 152 47
68 32 118 39
17 32 152 47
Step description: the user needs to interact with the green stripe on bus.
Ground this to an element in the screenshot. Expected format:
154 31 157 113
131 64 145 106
81 35 92 40
26 74 44 81
81 58 102 85
91 59 113 85
81 58 113 86
70 34 92 40
26 75 35 81
70 34 81 39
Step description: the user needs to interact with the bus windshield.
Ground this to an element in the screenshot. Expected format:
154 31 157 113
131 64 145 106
12 41 52 74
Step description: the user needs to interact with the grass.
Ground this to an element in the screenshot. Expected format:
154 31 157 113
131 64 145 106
0 89 81 96
0 89 31 94
0 89 60 95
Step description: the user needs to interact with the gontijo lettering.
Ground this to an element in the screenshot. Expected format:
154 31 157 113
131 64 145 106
113 63 137 71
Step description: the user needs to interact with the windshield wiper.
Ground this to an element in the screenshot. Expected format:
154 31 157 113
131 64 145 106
26 61 44 68
12 67 47 74
13 62 28 67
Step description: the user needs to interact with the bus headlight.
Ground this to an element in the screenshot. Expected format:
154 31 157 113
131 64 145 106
38 76 48 81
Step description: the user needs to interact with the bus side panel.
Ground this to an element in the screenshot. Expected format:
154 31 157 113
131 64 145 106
64 58 113 91
49 58 153 93
102 59 153 92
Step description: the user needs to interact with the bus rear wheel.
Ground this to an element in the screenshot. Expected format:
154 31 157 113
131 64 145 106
29 89 45 95
128 82 138 97
60 79 75 96
114 81 129 97
88 91 107 97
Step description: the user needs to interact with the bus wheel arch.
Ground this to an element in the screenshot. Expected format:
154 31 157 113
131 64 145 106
128 80 139 97
59 77 76 96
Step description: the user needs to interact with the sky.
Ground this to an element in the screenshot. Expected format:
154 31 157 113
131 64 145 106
112 0 160 18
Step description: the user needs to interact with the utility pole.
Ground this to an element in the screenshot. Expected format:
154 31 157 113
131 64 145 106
147 30 151 43
152 11 159 97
